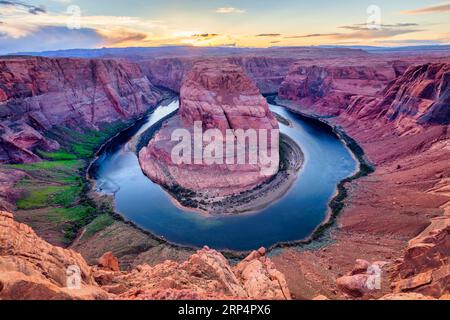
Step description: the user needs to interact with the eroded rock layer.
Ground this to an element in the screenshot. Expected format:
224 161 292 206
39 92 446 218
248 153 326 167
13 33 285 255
278 61 403 116
0 57 163 163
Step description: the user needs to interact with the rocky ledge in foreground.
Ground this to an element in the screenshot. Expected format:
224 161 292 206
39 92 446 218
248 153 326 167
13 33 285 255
138 61 293 213
0 210 291 300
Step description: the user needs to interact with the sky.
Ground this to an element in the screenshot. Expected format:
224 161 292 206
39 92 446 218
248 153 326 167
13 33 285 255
0 0 449 54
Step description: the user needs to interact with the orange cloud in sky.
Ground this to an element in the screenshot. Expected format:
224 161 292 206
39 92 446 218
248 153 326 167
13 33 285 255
401 2 450 14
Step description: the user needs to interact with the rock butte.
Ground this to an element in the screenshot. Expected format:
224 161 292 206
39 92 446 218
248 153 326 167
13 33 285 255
139 61 280 197
0 48 449 300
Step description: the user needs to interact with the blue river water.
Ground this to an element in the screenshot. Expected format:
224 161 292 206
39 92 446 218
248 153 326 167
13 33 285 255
92 100 357 251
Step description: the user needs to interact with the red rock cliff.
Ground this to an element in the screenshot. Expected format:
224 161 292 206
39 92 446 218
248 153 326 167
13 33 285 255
278 61 400 116
346 63 450 133
0 56 163 163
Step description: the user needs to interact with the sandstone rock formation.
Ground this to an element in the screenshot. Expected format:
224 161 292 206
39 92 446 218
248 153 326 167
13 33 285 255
391 217 449 298
140 49 355 95
0 210 291 300
139 61 280 197
379 293 437 300
0 169 25 212
179 61 279 132
0 211 108 300
94 246 290 300
0 57 163 163
98 252 120 272
1 48 449 300
336 259 388 299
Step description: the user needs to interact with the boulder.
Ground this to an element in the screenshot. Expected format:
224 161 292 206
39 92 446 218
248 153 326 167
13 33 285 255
98 252 120 272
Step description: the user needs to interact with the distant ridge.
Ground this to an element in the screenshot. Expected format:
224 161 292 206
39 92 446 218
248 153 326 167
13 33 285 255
318 44 450 53
6 44 450 59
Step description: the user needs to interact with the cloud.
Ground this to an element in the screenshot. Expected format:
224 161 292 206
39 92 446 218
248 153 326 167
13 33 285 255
338 23 419 31
0 26 103 54
97 28 149 46
215 7 245 14
193 33 221 38
283 24 423 42
332 28 422 40
0 0 46 15
286 33 341 38
401 2 450 14
255 33 281 37
326 22 424 40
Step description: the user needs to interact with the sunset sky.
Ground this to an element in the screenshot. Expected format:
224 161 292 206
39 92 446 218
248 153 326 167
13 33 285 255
0 0 449 54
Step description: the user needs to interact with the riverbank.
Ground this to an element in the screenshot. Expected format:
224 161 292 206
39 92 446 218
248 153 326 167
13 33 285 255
268 97 449 299
137 130 304 215
267 97 375 246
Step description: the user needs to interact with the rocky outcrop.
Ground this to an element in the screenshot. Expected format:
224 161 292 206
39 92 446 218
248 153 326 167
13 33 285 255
336 259 388 299
0 121 60 163
0 211 108 300
139 61 280 197
98 252 120 272
0 210 290 300
391 217 449 298
234 247 291 299
94 247 290 300
0 56 164 163
385 63 450 126
0 169 25 212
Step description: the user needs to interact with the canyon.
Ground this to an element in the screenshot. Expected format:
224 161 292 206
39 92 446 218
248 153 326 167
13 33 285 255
0 47 449 300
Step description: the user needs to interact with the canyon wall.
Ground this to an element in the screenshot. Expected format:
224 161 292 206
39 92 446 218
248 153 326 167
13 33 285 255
141 56 296 94
346 63 450 128
139 61 280 197
0 57 164 163
278 61 408 116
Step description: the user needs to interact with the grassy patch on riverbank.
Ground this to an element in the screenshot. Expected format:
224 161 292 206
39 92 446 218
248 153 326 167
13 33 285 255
6 122 129 246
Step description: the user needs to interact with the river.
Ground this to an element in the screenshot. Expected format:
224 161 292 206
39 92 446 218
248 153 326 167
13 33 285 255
91 99 357 251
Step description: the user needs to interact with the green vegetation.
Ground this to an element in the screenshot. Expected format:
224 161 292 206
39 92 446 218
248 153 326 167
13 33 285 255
6 122 129 245
45 122 126 159
83 214 115 239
